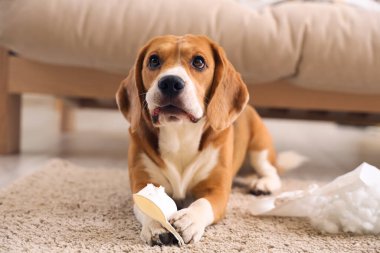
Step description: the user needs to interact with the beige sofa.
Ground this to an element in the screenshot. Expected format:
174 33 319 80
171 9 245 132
1 0 380 154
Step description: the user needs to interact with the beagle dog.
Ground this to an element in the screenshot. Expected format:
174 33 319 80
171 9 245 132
117 35 283 245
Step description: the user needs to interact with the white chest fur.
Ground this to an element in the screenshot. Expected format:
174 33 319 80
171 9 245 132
141 119 219 199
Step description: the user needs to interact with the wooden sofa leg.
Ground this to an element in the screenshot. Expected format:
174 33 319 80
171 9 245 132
55 98 76 133
0 48 21 154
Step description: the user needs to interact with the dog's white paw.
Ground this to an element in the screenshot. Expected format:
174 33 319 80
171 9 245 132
170 207 206 244
140 219 176 246
250 175 282 195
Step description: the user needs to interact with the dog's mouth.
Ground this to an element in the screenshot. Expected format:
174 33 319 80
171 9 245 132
152 105 199 124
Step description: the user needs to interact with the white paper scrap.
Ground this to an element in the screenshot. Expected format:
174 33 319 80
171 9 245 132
250 163 380 234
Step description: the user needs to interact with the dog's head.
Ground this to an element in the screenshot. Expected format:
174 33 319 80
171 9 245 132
116 35 249 132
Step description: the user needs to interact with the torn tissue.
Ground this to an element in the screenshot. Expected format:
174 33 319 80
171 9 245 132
250 163 380 234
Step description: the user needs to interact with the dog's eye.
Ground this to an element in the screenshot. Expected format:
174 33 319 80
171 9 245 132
148 55 161 70
192 56 206 71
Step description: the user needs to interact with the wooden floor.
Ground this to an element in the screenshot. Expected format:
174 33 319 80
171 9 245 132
0 95 379 188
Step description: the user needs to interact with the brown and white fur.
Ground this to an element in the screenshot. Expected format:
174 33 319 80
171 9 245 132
117 35 294 245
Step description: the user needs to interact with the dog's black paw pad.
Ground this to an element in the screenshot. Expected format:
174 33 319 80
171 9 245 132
249 189 271 196
158 232 177 245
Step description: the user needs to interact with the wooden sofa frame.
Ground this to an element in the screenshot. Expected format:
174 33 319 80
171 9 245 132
1 47 380 154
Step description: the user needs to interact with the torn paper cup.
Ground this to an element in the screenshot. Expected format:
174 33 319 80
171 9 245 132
250 163 380 234
134 184 177 219
133 184 185 246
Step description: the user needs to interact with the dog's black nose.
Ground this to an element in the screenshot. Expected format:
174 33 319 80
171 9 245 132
158 75 185 96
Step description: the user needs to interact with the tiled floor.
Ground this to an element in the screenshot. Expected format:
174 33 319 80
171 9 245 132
1 95 380 188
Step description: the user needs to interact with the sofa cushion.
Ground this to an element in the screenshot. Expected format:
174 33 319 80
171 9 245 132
1 0 380 94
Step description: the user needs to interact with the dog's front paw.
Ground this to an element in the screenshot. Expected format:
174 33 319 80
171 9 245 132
169 207 206 244
141 219 177 246
249 175 281 195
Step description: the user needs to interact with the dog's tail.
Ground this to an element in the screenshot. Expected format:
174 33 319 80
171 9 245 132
276 150 308 172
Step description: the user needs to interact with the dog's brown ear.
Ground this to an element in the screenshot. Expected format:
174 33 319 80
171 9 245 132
116 68 141 132
206 42 249 132
116 46 148 133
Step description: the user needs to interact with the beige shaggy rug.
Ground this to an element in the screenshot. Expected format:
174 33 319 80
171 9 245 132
0 160 379 253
